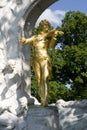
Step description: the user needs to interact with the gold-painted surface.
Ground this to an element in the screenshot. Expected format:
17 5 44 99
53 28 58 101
19 20 64 106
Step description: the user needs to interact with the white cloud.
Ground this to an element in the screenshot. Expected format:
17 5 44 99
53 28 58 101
36 9 66 27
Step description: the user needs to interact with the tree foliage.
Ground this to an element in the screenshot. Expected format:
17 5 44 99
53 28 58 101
55 11 87 99
60 11 87 46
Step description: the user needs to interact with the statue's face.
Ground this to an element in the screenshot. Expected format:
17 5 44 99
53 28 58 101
42 24 49 31
39 20 51 31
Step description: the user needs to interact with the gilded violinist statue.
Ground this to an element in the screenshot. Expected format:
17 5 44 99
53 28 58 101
19 20 64 106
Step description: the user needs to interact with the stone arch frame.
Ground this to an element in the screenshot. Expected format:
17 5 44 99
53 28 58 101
21 0 58 98
24 0 58 36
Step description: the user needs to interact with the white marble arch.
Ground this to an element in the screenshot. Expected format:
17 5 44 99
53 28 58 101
0 0 59 129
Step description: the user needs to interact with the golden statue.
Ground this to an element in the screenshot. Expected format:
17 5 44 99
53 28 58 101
19 20 64 106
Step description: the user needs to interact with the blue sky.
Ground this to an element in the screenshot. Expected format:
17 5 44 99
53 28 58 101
36 0 87 27
50 0 87 14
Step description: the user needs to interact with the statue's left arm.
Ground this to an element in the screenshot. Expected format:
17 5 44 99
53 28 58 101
47 30 64 48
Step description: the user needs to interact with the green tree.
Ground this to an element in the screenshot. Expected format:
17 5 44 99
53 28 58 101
55 11 87 99
48 81 72 103
60 11 87 46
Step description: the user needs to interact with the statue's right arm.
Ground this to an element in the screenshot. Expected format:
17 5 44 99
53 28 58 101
19 36 34 44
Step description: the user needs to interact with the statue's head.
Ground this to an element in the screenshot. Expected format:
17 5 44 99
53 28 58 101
39 19 51 31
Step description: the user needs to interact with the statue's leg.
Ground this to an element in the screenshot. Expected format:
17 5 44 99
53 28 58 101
32 59 40 85
47 61 52 80
32 59 51 106
40 60 50 106
32 59 45 104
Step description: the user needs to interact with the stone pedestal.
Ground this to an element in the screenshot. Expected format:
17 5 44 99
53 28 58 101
26 105 59 130
56 99 87 130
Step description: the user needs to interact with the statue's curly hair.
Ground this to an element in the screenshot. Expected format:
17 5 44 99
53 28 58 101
39 19 51 30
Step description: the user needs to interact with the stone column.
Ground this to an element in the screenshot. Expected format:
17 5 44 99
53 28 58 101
0 0 31 118
0 1 33 129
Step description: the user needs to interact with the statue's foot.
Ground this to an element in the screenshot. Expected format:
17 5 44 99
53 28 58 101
41 101 48 107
